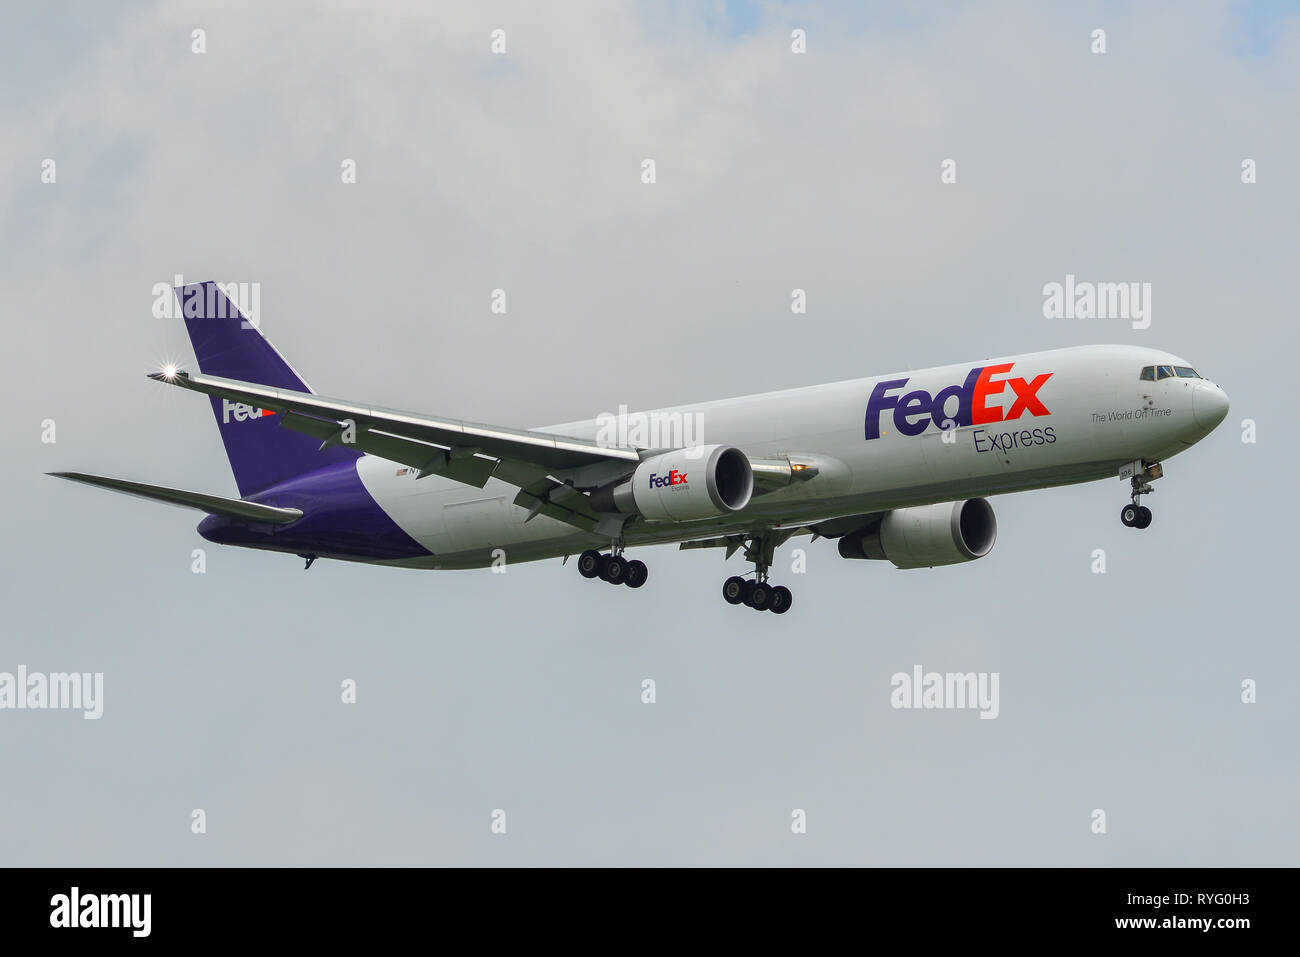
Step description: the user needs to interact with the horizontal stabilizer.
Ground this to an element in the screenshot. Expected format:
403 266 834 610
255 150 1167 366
47 472 303 525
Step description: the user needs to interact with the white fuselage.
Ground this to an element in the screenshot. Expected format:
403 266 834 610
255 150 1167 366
356 344 1228 568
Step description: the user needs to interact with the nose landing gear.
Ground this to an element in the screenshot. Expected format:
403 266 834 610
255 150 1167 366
1120 501 1152 529
1118 501 1149 530
1119 461 1161 529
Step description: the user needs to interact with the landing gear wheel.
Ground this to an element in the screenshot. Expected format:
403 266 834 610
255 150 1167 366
625 559 648 588
1121 504 1139 527
601 555 628 584
722 576 746 604
577 550 603 579
769 585 793 614
723 534 795 613
1135 505 1152 529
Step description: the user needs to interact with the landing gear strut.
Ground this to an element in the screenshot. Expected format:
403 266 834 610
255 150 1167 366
1120 462 1160 530
577 545 647 589
722 534 794 614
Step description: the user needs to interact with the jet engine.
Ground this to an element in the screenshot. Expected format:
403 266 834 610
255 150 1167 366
591 445 754 522
837 499 997 568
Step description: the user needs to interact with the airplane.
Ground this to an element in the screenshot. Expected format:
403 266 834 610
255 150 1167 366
51 281 1230 615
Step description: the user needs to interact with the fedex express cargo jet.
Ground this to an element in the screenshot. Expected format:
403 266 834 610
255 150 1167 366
52 282 1230 614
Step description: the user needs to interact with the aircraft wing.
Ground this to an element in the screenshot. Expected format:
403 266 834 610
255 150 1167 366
149 370 639 532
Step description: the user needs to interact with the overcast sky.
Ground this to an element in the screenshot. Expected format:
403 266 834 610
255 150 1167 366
2 0 1297 865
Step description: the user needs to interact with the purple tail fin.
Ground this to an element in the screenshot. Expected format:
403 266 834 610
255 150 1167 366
177 282 358 497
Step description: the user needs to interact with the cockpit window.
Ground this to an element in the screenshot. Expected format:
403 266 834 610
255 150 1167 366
1174 366 1200 378
1156 365 1175 380
1139 366 1155 381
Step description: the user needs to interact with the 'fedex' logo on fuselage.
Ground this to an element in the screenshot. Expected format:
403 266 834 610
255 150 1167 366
649 470 688 488
222 398 275 424
865 364 1052 440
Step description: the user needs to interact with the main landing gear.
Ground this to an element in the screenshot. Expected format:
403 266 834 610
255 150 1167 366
722 534 793 614
1120 461 1162 530
577 547 648 588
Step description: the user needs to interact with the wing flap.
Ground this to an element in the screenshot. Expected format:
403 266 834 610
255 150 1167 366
510 476 601 532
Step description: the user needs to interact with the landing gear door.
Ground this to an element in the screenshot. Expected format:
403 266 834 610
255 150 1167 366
1118 460 1143 482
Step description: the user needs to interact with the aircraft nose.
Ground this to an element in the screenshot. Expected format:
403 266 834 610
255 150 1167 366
1193 382 1230 430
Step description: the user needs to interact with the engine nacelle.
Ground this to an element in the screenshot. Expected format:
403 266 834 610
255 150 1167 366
838 499 997 569
592 445 754 522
